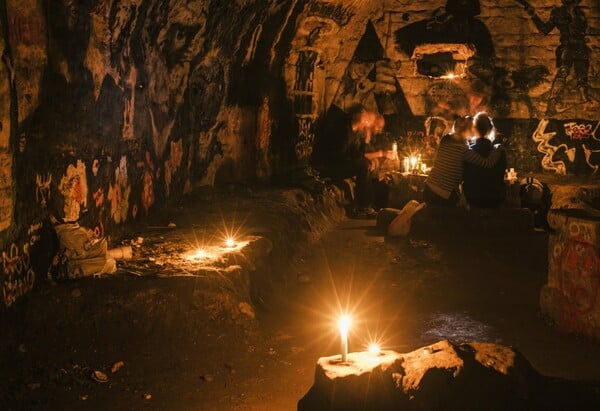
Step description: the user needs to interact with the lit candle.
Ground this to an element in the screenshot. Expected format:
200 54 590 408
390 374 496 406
195 249 206 259
392 142 398 160
403 157 410 173
225 237 235 248
338 315 351 363
368 343 381 355
410 156 418 172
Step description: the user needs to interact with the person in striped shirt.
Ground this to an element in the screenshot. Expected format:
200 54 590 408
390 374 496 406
424 116 504 206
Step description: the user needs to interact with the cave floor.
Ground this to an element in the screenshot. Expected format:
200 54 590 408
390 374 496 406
3 204 600 410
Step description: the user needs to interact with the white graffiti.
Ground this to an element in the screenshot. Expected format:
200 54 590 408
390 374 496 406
27 222 42 246
2 243 35 307
35 173 52 207
532 119 575 175
582 144 600 174
295 117 315 162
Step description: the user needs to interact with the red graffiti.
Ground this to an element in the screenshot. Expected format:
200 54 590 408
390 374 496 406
564 122 596 141
559 238 600 314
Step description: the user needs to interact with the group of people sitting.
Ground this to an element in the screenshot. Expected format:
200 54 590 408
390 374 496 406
311 105 507 218
425 112 506 209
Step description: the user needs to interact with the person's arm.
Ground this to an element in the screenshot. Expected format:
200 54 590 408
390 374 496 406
463 145 505 168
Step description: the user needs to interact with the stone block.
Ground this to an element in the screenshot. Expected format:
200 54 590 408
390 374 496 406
298 340 600 411
542 209 600 340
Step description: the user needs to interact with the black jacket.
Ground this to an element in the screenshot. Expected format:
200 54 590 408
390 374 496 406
463 138 506 208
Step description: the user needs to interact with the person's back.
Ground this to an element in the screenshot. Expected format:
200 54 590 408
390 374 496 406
463 113 506 208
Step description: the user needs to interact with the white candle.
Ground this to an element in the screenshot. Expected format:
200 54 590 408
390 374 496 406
410 156 417 171
339 315 351 362
403 157 410 173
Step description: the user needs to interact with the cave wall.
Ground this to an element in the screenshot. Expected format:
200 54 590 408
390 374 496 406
1 0 599 307
289 0 600 174
0 0 307 307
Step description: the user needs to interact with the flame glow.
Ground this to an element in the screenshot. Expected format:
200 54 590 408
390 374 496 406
368 343 381 355
338 315 352 338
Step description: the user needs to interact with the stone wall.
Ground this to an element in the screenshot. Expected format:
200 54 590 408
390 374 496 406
1 0 599 307
290 0 600 174
0 0 309 307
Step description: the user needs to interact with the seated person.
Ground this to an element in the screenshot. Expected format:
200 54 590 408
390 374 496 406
424 116 504 206
311 105 394 218
463 113 506 208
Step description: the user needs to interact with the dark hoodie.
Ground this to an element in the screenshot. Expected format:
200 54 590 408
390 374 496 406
463 138 506 208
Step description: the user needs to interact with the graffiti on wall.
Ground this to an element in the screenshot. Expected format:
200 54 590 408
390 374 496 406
533 119 600 174
108 156 130 224
306 1 354 27
0 154 13 231
551 218 600 319
6 0 47 123
58 160 88 222
35 172 52 208
521 0 599 116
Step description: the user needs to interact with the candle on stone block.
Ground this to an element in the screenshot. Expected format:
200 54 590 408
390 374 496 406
410 156 418 172
338 315 351 363
403 157 410 173
225 237 235 248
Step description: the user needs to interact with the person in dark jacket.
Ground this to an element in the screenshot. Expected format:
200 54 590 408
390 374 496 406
463 113 506 208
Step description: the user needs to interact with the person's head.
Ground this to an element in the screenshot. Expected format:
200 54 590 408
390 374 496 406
451 116 472 141
562 0 581 7
473 112 495 141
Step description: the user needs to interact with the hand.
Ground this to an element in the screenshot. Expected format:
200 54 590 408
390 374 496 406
368 158 379 172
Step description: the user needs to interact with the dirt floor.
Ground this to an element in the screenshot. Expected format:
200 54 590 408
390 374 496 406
2 188 600 410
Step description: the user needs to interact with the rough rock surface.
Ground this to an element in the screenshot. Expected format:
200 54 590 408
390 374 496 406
298 339 600 411
542 208 600 340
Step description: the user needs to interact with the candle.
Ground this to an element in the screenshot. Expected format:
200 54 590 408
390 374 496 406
403 157 410 173
368 343 381 355
392 142 398 160
225 237 235 248
421 162 427 173
410 156 418 171
338 315 351 363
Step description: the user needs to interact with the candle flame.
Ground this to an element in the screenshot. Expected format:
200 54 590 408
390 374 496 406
225 237 236 248
338 315 352 337
368 343 381 355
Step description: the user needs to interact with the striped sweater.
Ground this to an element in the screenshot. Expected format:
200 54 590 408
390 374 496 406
426 134 504 199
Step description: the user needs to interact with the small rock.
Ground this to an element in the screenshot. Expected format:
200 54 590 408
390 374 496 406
167 222 176 228
144 393 152 400
79 394 88 401
18 343 27 353
201 374 214 382
111 361 124 373
91 370 108 383
71 289 82 298
27 382 41 390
